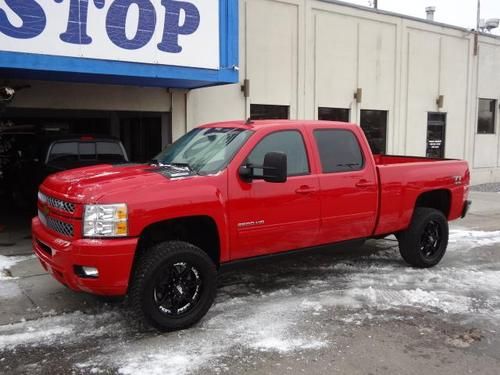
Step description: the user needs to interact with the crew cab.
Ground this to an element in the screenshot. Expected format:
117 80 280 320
32 120 471 331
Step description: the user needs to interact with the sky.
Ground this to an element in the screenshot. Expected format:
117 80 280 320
344 0 500 35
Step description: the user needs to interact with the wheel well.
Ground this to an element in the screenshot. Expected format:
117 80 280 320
134 216 221 267
414 189 451 217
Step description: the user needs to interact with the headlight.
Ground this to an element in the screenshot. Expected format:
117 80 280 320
83 204 128 237
38 191 47 203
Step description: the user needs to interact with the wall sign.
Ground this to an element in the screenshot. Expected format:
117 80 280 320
0 0 220 70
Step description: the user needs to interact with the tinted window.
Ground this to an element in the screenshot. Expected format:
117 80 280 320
314 129 363 173
318 107 350 122
478 98 496 134
247 131 309 177
79 142 96 160
96 142 126 162
360 110 387 154
250 104 289 120
48 142 78 162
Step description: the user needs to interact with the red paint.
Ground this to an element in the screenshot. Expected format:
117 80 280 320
32 120 470 296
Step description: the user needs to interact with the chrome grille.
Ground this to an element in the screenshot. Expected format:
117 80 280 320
39 192 75 214
38 210 74 237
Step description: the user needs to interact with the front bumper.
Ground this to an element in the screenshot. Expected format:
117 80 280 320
32 217 138 296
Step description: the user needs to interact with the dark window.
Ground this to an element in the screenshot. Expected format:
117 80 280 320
426 113 446 158
79 142 96 160
318 107 350 122
313 129 364 173
478 98 496 134
250 104 289 120
360 110 387 154
247 131 309 177
96 142 126 162
48 142 78 162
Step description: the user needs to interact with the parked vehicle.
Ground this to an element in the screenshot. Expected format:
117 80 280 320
0 128 128 208
32 120 471 331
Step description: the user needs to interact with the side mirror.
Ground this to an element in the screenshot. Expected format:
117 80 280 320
238 152 288 183
263 152 287 183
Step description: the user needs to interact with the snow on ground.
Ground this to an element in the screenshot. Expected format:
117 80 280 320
0 254 32 279
0 254 34 298
0 229 499 374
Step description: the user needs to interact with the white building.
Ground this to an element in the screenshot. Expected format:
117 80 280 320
1 0 500 184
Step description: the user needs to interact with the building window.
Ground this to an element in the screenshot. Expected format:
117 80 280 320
247 131 309 177
318 107 350 122
477 98 496 134
360 110 388 154
250 104 289 120
313 129 363 173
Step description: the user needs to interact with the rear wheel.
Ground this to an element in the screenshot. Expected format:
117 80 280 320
397 207 448 268
129 241 217 331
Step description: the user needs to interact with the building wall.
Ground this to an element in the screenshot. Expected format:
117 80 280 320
187 0 500 184
10 80 172 113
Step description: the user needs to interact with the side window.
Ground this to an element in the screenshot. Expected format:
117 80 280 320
247 131 309 177
314 129 364 173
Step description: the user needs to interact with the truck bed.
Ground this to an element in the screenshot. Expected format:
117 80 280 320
373 154 446 165
372 154 469 237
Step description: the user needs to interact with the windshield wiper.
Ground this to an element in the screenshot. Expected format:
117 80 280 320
150 160 196 174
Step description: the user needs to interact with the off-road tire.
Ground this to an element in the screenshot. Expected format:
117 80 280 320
129 241 217 331
398 207 449 268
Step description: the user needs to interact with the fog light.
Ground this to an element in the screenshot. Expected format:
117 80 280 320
74 265 99 278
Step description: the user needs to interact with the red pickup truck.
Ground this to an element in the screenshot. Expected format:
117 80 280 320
32 120 471 331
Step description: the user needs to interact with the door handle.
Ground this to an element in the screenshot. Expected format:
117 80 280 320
355 179 372 188
295 185 318 194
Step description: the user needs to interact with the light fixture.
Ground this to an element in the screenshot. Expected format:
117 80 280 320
436 95 444 109
241 79 250 98
354 88 363 103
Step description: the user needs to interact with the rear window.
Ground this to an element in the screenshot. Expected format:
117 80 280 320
79 142 96 160
48 142 78 162
313 129 364 173
48 141 125 163
96 142 126 162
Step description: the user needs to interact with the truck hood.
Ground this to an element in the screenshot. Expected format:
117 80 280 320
41 163 193 203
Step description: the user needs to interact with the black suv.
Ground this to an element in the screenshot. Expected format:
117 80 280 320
0 128 128 208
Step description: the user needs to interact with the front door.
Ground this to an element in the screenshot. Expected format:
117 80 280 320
228 129 321 260
426 113 446 158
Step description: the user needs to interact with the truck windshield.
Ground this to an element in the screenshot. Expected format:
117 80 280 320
153 127 253 174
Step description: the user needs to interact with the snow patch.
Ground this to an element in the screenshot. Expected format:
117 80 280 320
449 229 500 248
0 311 126 350
0 254 33 279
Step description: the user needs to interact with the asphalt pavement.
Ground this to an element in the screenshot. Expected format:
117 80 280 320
0 190 499 374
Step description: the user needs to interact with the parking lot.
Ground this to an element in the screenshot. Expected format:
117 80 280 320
0 190 499 375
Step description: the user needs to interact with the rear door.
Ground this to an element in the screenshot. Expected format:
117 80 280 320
311 127 378 243
228 128 321 259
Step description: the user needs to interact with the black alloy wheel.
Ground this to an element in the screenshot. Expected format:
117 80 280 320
419 220 442 259
129 241 217 331
153 262 202 317
398 207 449 268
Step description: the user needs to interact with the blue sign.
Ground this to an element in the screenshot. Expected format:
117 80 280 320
0 0 238 88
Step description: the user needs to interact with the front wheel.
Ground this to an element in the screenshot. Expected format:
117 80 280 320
397 207 449 268
129 241 217 331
